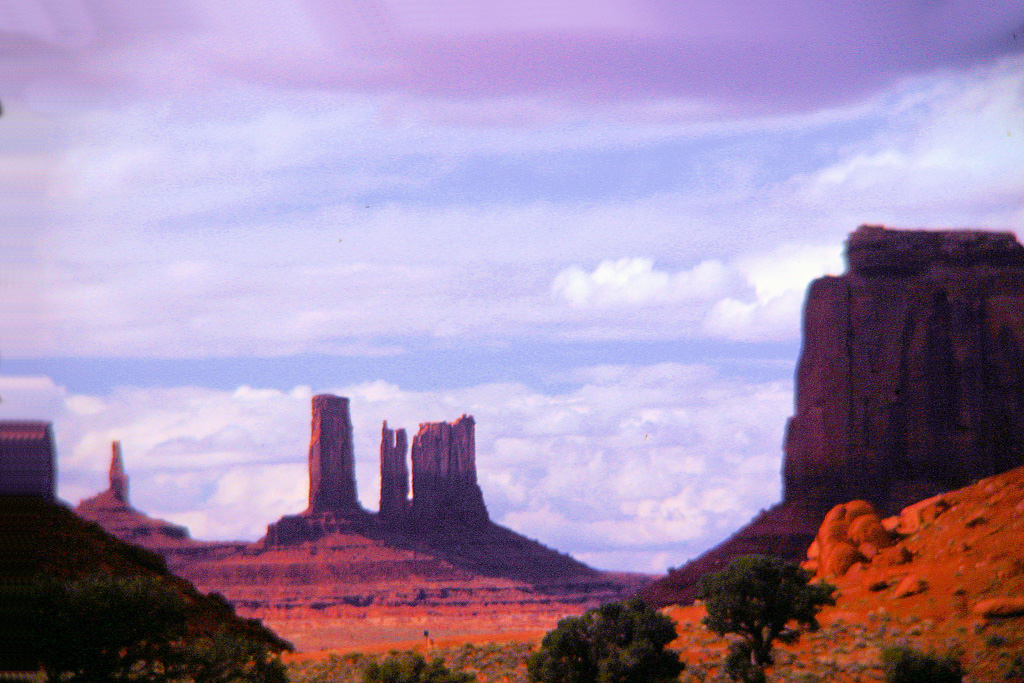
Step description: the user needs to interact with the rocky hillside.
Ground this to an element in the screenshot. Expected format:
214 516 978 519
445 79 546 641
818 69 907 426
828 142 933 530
664 466 1024 682
0 496 290 669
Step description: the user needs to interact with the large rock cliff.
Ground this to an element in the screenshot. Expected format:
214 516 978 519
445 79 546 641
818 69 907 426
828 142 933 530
643 225 1024 606
411 416 490 530
784 225 1024 514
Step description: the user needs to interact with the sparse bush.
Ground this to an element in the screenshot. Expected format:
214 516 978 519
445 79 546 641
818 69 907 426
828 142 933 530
881 645 962 683
364 652 475 683
527 596 683 683
986 634 1008 648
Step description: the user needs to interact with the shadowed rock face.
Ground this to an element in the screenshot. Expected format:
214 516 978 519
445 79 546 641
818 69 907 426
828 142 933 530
411 415 489 529
785 225 1024 514
307 394 359 514
108 441 129 505
379 421 409 528
0 421 55 500
643 225 1024 606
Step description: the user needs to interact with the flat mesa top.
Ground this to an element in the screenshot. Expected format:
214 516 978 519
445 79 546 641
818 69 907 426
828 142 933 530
846 225 1024 276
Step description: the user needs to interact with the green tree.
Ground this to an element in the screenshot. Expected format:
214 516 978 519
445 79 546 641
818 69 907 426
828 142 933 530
24 574 286 682
881 645 963 683
697 555 835 681
527 596 684 683
363 652 475 683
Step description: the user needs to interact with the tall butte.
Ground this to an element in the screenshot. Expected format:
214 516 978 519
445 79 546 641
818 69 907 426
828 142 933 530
643 225 1024 606
410 415 489 529
378 421 409 528
264 394 370 544
307 394 359 514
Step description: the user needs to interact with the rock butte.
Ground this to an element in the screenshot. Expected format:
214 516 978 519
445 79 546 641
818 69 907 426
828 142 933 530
644 225 1024 606
76 399 643 650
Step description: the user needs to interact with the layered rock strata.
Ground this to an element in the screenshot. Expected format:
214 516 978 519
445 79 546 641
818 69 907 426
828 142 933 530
644 225 1024 606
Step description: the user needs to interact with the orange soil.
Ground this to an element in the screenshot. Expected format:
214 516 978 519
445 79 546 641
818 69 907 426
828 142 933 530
665 467 1024 682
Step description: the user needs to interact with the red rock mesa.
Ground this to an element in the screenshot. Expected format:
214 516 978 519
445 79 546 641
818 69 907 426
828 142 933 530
644 225 1024 606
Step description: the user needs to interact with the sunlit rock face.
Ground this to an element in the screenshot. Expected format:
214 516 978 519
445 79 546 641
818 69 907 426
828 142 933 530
306 394 360 515
644 225 1024 607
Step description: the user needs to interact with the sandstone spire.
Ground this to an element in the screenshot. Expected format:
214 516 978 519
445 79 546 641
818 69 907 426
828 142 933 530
379 421 409 526
109 440 129 505
307 394 359 514
411 415 488 529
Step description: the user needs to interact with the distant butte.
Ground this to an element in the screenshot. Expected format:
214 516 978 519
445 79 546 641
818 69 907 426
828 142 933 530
76 396 645 650
75 441 245 561
643 225 1024 606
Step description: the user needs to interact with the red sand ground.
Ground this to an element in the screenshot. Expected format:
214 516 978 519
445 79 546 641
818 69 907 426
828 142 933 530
286 467 1024 681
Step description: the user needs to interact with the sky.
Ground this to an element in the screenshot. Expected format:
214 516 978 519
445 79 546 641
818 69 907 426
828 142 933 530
2 0 1023 572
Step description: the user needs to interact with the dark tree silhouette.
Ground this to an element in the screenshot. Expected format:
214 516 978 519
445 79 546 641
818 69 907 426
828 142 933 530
527 596 683 683
698 555 835 682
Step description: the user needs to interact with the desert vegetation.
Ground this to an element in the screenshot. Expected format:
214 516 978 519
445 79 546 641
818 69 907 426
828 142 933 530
17 574 288 682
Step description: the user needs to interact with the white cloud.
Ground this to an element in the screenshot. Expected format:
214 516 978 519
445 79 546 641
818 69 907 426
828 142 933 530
0 366 792 571
549 243 843 342
787 56 1024 225
552 257 739 307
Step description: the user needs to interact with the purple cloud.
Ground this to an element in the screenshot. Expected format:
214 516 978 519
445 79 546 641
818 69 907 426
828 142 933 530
4 0 1021 114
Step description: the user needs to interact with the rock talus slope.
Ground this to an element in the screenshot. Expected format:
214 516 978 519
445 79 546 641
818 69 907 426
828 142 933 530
664 466 1024 682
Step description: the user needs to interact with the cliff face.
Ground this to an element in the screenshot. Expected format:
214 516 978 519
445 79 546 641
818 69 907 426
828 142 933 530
644 225 1024 606
379 421 409 528
307 394 359 514
411 416 489 530
784 225 1024 514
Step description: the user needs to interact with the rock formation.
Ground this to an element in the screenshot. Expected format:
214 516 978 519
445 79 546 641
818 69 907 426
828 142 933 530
410 416 489 530
264 395 372 544
0 420 55 500
307 394 359 514
643 225 1024 606
379 421 409 528
76 442 193 546
159 400 640 650
108 440 129 504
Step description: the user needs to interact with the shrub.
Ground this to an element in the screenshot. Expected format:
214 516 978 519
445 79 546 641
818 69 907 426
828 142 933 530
697 555 835 681
527 596 683 683
363 652 475 683
881 645 962 683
